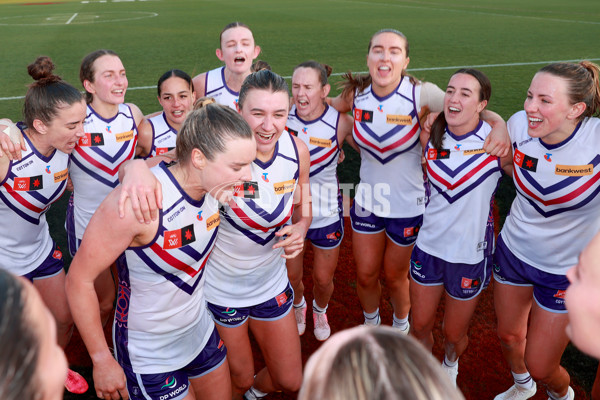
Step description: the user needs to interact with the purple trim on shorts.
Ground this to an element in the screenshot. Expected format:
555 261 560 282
350 202 422 246
306 214 344 249
22 241 64 281
123 327 227 400
208 283 295 327
493 234 568 313
121 319 226 400
410 245 491 300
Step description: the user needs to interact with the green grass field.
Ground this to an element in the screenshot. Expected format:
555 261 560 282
1 0 599 395
1 0 599 119
1 0 599 219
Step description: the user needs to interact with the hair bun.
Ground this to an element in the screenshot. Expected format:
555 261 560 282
193 96 217 110
250 60 271 73
27 56 61 84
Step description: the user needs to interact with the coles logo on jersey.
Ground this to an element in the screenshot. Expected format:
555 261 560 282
461 277 481 289
13 175 43 191
513 149 538 172
163 224 196 249
285 126 298 137
354 108 374 123
233 181 259 198
79 133 105 147
427 148 450 160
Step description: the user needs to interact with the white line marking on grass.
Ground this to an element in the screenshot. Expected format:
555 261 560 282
127 86 155 91
65 13 78 24
2 58 599 101
330 0 600 25
323 58 600 78
0 11 158 26
408 58 600 72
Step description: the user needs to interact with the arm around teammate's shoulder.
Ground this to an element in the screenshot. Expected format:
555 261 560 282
274 137 311 259
65 187 154 400
329 90 354 114
337 112 360 153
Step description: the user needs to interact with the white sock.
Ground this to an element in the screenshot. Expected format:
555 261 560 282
363 308 380 323
392 314 409 330
547 390 569 400
245 386 267 399
293 296 306 309
512 371 534 390
443 355 459 368
312 299 327 314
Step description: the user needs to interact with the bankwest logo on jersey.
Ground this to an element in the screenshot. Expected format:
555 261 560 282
427 148 451 160
163 224 196 249
54 169 68 183
513 149 538 172
354 109 374 123
78 133 105 147
285 126 298 137
205 213 220 231
233 181 259 198
13 175 43 191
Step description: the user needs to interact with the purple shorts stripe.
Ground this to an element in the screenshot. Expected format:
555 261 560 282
306 215 344 249
350 202 422 246
410 245 491 300
23 241 64 281
123 326 226 400
493 234 568 313
207 283 294 327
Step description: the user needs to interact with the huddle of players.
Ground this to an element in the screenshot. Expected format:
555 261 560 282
2 21 600 400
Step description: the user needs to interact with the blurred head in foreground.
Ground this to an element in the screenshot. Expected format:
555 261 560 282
298 325 465 400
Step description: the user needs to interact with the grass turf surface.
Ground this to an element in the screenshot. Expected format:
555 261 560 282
1 0 599 398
